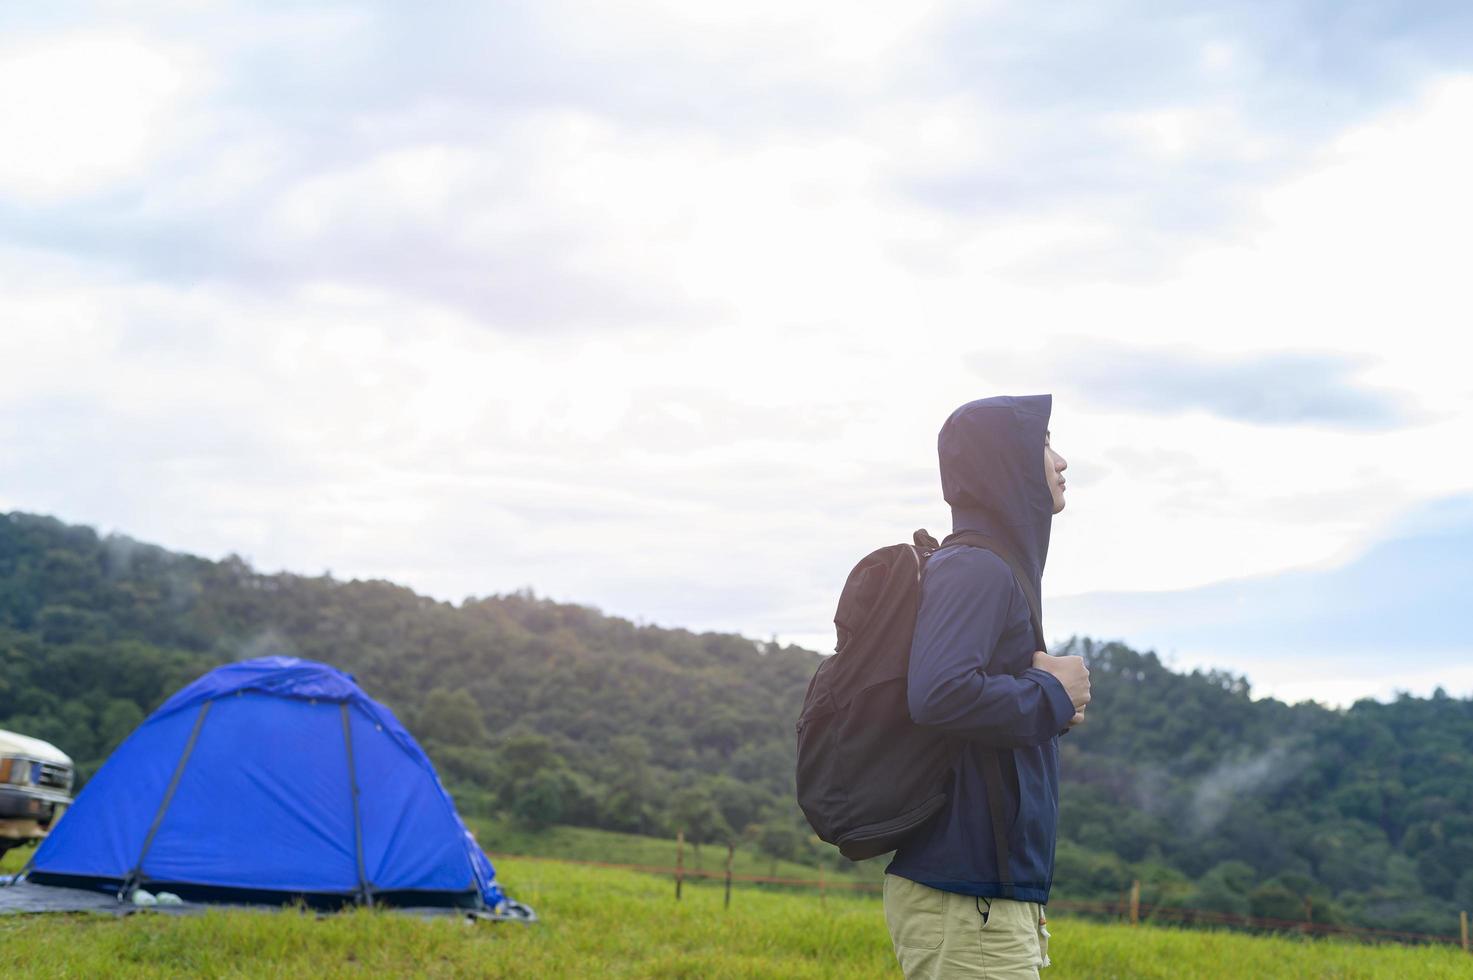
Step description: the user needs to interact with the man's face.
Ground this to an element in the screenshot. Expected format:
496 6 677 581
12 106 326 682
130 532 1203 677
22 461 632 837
1044 430 1067 515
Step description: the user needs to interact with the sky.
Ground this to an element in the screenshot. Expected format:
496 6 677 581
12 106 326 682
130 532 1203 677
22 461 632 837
2 2 1471 706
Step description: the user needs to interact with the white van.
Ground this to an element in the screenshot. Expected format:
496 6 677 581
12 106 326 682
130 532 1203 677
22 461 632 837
0 730 74 858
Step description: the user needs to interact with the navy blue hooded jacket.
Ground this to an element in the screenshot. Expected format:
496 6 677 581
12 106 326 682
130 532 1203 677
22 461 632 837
885 393 1075 904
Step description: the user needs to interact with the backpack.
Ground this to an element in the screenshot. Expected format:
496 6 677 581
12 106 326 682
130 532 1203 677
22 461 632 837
794 528 1046 887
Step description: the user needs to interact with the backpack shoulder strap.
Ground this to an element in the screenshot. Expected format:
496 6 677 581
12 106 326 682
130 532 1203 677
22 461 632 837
940 531 1045 653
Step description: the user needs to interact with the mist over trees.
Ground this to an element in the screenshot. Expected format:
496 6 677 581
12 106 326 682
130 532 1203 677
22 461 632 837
2 511 1470 936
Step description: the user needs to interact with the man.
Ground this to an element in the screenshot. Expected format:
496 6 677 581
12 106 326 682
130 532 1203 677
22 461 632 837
883 394 1091 980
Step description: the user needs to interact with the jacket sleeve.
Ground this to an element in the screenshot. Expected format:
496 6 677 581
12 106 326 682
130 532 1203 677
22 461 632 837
906 546 1075 746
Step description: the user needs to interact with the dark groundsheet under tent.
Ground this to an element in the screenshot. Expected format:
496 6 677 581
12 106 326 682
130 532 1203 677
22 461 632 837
7 657 534 923
0 877 119 914
0 875 528 920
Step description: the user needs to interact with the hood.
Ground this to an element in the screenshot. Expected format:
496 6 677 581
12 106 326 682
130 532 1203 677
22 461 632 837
937 393 1053 591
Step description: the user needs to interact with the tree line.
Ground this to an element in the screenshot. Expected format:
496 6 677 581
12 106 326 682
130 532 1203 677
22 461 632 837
1 511 1469 936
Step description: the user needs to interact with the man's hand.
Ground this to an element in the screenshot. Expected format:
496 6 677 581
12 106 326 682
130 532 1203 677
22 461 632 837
1031 651 1091 726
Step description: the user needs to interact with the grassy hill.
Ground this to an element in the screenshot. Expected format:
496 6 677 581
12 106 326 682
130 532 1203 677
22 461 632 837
3 852 1470 978
3 510 1472 937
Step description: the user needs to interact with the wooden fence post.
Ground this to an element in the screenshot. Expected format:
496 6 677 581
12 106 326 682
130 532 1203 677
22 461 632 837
1460 909 1468 953
675 830 685 901
1129 880 1140 926
724 842 735 910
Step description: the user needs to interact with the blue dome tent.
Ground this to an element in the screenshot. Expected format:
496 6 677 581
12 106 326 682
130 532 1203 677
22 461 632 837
24 657 530 918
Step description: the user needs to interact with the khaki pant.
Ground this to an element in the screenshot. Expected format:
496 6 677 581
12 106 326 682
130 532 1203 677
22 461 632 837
883 873 1051 979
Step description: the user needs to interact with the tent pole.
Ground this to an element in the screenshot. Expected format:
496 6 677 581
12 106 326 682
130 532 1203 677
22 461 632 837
122 700 213 900
340 703 373 907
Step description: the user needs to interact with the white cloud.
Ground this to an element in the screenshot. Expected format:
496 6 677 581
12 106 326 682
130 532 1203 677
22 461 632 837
1107 103 1278 163
0 34 196 201
540 0 949 85
267 146 485 241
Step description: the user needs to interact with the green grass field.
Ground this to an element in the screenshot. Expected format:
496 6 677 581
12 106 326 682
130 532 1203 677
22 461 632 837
465 817 886 884
3 846 1471 978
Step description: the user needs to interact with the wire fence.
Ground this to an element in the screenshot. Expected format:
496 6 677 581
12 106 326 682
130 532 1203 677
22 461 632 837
488 851 1472 951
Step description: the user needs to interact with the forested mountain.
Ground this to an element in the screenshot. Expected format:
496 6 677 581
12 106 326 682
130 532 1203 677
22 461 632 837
2 511 1470 935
